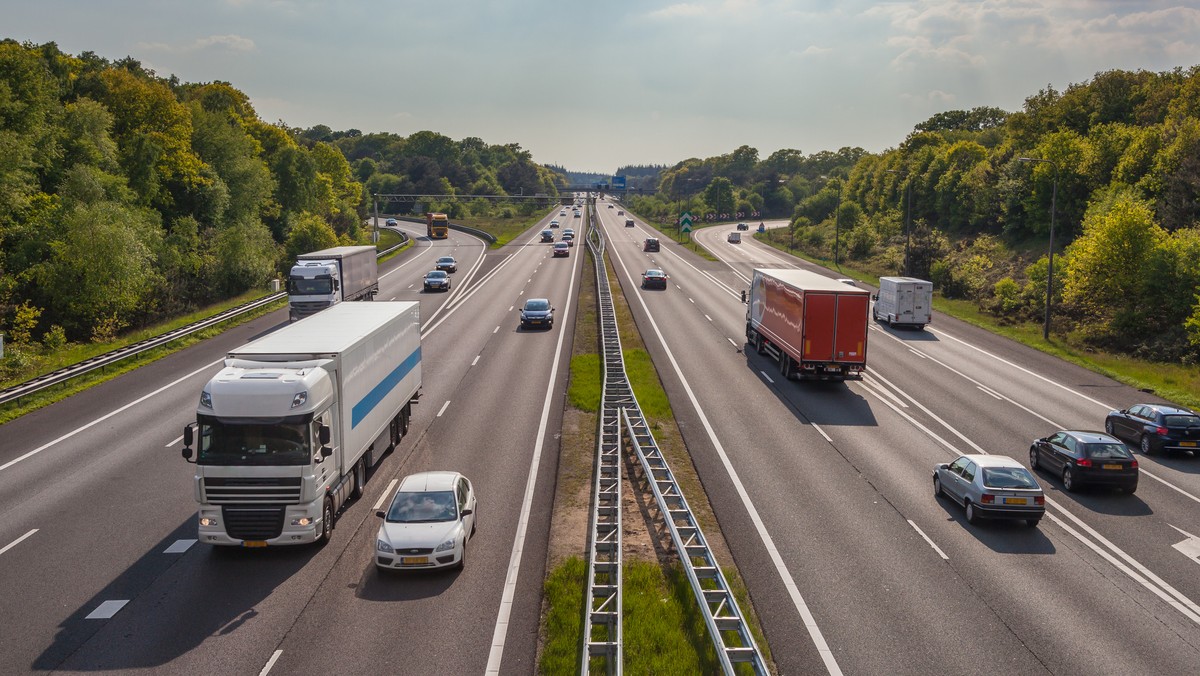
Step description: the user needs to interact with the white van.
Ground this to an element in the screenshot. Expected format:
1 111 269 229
727 231 742 243
873 276 932 329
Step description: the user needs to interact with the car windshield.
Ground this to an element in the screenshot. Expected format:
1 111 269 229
197 416 311 466
1164 414 1200 427
525 300 550 311
426 271 447 278
981 467 1039 489
1085 443 1133 459
438 257 454 264
386 490 457 523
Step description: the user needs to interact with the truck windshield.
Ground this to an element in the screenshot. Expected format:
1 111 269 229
197 417 311 466
288 275 333 295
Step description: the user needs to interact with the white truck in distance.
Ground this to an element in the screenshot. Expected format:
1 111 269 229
288 245 379 322
182 302 421 547
873 276 933 330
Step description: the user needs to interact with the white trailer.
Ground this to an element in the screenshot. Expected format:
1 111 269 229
182 302 421 547
872 276 933 330
288 245 380 322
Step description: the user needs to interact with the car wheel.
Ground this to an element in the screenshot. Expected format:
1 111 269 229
1063 466 1078 492
1029 447 1040 471
933 476 944 498
350 459 365 500
1124 483 1138 495
455 542 466 571
1026 518 1041 528
964 500 978 525
1104 419 1115 435
1140 435 1153 455
316 498 334 546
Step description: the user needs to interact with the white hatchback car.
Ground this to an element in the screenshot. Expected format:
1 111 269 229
375 471 477 571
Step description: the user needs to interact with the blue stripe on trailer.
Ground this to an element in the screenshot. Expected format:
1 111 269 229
352 347 420 428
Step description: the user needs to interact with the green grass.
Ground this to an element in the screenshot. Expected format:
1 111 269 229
540 557 587 675
623 349 673 420
458 214 547 247
568 354 602 412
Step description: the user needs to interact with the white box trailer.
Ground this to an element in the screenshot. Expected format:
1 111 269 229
873 276 932 330
182 302 421 547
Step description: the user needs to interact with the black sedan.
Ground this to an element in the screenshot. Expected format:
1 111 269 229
435 256 458 273
423 270 451 292
1030 430 1138 493
642 269 668 290
1105 403 1200 455
518 298 554 329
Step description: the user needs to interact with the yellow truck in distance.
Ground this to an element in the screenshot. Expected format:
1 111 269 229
426 212 449 239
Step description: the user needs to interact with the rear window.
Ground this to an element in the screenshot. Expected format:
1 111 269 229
981 467 1039 489
1084 443 1133 459
1163 414 1200 427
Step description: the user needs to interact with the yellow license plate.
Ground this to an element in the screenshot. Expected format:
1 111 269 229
1005 498 1027 505
243 540 268 548
1102 464 1123 470
402 556 429 565
1181 441 1196 447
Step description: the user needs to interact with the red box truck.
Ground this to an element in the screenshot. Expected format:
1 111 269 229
745 268 870 380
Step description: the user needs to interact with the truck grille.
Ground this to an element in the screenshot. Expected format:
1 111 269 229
290 302 327 318
204 477 302 504
222 506 285 541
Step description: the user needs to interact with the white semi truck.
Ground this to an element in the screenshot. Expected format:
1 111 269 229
288 245 379 322
182 302 421 547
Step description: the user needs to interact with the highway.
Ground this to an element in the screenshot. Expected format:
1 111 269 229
2 198 1199 675
0 213 579 674
601 205 1200 674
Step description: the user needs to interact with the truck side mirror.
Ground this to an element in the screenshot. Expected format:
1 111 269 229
183 424 194 447
181 447 194 462
871 294 879 301
319 424 331 446
321 446 333 458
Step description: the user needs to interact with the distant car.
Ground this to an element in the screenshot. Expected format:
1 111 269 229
423 270 451 292
757 222 766 233
728 232 742 243
375 471 476 571
561 232 575 247
385 218 399 227
574 212 581 218
1030 430 1139 492
550 219 559 228
553 242 570 257
607 204 614 209
617 210 624 216
642 269 668 289
934 454 1044 526
736 222 749 231
519 297 554 329
540 230 555 243
560 210 567 216
1105 403 1200 455
643 238 660 252
435 256 457 273
625 219 635 227
562 228 575 237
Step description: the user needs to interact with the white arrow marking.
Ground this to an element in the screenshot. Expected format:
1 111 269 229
1169 525 1200 566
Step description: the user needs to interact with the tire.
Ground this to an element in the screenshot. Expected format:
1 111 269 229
399 406 410 436
754 333 766 355
779 354 792 380
350 459 365 500
316 498 334 546
1026 519 1041 528
1140 435 1153 456
1104 419 1115 435
964 501 978 525
933 476 944 498
1062 466 1078 492
454 542 466 571
1029 447 1040 471
1124 483 1138 495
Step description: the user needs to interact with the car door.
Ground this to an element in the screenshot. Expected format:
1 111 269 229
945 457 970 504
457 478 475 541
1044 432 1069 472
1117 406 1141 440
960 461 979 504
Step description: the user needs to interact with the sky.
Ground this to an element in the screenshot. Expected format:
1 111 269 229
6 1 1200 173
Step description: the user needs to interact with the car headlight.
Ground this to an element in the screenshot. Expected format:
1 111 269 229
199 517 218 527
434 538 456 553
376 539 394 553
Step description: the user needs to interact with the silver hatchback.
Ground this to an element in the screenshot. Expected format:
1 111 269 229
934 454 1045 527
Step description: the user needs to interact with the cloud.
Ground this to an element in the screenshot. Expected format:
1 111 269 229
900 89 957 104
797 45 833 57
136 34 256 53
648 3 709 19
886 35 984 67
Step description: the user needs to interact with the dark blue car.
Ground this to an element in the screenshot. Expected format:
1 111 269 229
1105 403 1200 455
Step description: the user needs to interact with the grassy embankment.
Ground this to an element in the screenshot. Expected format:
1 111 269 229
538 238 769 674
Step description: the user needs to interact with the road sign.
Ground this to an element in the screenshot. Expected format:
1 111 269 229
612 175 626 190
680 211 693 233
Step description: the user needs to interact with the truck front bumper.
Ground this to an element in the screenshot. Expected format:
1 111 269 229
196 502 323 546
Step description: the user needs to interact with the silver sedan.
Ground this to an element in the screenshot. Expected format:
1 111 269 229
934 454 1045 527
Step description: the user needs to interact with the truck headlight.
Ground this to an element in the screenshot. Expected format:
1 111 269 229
291 391 308 408
199 391 212 409
291 517 313 526
434 538 456 553
199 517 218 527
376 540 394 553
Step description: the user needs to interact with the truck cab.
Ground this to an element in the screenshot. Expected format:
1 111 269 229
288 260 342 321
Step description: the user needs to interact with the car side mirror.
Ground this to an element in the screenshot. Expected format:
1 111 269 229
936 463 948 470
376 510 386 518
460 509 473 517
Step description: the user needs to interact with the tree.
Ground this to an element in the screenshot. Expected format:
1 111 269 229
703 177 735 216
285 211 339 260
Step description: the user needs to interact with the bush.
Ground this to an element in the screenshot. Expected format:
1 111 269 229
992 277 1022 313
42 325 68 352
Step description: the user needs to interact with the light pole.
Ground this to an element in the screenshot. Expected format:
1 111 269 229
885 169 912 276
1018 157 1060 341
822 176 844 267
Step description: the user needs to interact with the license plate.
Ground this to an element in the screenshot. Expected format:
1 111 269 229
401 556 429 565
1004 498 1027 505
243 540 267 548
1102 464 1123 470
1181 441 1196 447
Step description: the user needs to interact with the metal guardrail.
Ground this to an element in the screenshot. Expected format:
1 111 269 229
582 210 623 674
581 204 766 675
0 236 410 408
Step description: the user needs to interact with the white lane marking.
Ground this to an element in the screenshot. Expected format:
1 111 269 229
976 385 1003 400
486 223 583 675
606 238 843 675
373 479 399 511
85 600 129 620
689 297 695 304
860 377 909 409
812 423 833 443
163 539 196 554
165 435 184 448
436 401 451 417
0 529 38 557
1 359 224 474
727 337 738 348
518 290 524 296
258 649 283 676
1138 469 1200 505
472 355 481 366
759 371 775 384
1169 525 1200 566
907 520 949 560
390 296 397 301
508 306 514 312
908 348 927 359
704 314 713 322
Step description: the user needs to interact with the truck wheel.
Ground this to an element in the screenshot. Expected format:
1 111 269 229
316 498 334 546
779 354 793 380
351 459 365 500
755 334 766 354
399 406 410 436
